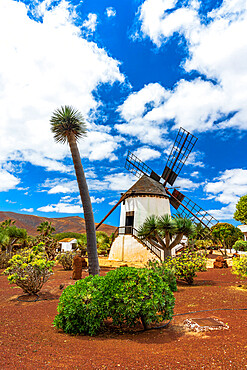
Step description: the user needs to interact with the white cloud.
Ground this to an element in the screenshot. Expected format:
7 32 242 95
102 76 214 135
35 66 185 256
38 202 83 214
190 171 199 178
138 0 199 47
174 177 201 191
0 169 20 191
134 0 247 132
83 13 98 33
106 7 116 18
0 0 124 174
133 147 161 161
109 199 118 206
43 171 136 194
116 83 170 145
91 196 105 203
21 208 34 212
204 168 247 219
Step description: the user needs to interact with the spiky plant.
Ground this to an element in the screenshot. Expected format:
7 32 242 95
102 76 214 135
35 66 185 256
50 105 99 276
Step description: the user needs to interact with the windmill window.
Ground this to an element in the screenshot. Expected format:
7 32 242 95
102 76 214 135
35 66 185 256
125 211 134 234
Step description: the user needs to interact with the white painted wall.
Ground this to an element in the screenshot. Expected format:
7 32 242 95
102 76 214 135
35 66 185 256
59 239 77 252
120 196 170 230
237 225 247 241
109 235 161 263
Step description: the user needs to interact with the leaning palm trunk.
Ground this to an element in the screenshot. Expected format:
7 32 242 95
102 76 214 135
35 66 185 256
68 134 99 276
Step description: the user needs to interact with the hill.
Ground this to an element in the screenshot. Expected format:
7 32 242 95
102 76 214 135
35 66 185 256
0 211 116 236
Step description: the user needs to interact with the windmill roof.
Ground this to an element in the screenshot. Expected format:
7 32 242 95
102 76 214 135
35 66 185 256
125 175 168 198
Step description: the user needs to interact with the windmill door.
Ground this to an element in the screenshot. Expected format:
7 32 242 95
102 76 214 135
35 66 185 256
125 211 134 234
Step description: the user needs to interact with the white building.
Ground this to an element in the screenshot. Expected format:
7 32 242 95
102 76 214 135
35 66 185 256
58 238 77 252
109 175 182 263
237 225 247 241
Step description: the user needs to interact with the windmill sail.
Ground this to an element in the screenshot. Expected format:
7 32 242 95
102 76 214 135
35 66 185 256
162 127 198 186
125 151 160 181
166 188 218 228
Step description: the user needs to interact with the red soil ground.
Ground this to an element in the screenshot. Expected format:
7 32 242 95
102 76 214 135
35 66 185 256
0 264 246 369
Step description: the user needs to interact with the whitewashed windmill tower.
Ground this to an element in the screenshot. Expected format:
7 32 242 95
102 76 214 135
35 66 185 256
96 128 218 262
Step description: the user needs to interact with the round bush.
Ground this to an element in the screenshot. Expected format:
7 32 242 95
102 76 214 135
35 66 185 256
54 267 175 335
165 249 207 285
54 275 106 336
4 245 55 294
232 255 247 278
56 251 76 270
233 240 247 252
146 260 177 292
101 267 175 329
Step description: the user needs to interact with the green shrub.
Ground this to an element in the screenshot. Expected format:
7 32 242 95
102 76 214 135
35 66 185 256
146 260 177 292
165 249 207 285
101 267 174 330
0 252 11 269
233 240 247 252
54 275 107 336
54 267 175 335
232 255 247 278
56 251 76 270
4 244 55 294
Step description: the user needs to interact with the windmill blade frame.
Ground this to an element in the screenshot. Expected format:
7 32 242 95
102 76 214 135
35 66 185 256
162 127 198 186
166 188 218 229
125 151 161 181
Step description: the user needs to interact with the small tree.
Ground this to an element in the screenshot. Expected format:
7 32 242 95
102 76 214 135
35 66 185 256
138 214 195 259
234 195 247 225
0 225 27 256
4 244 55 295
211 223 244 255
37 221 55 237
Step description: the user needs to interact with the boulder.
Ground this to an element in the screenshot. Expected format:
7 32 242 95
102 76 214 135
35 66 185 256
213 255 228 269
72 255 83 280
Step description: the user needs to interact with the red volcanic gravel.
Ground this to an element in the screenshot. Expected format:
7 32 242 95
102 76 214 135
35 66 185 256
0 265 246 369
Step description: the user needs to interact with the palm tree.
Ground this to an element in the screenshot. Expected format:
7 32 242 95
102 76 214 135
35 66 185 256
138 214 195 260
37 221 55 237
50 105 99 275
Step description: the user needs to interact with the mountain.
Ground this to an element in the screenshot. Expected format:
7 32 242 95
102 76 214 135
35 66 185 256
0 211 116 236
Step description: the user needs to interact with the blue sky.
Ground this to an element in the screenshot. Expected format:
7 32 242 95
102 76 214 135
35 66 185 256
0 0 247 227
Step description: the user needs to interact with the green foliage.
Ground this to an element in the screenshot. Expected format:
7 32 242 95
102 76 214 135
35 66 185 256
165 249 207 285
54 267 175 336
56 251 76 270
96 231 111 256
50 105 87 144
102 267 175 329
234 195 247 224
54 275 106 336
232 255 247 278
138 214 196 259
4 244 55 294
0 225 27 255
31 235 59 260
145 260 177 292
53 232 83 241
37 221 55 237
211 223 244 252
233 240 247 252
0 252 11 269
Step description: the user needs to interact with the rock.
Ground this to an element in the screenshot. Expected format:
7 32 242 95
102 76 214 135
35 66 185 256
72 255 83 280
81 257 87 268
213 255 228 269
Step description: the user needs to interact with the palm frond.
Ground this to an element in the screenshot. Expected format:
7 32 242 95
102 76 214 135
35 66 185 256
50 105 87 144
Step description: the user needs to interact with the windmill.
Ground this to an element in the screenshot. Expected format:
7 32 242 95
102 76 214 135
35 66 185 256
97 127 218 231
